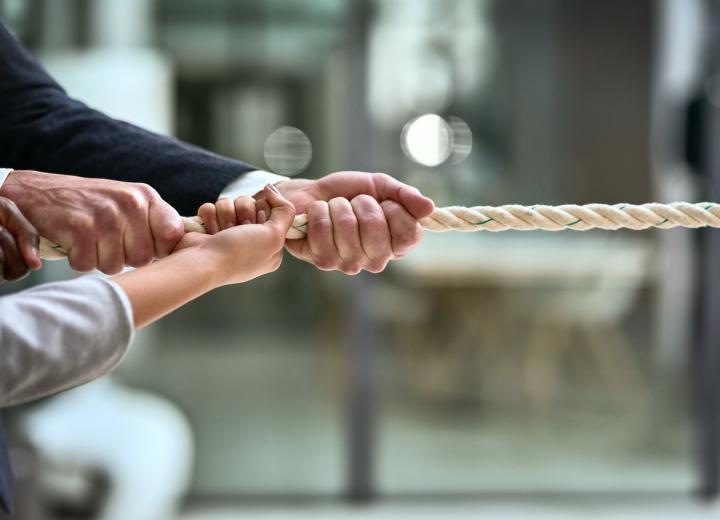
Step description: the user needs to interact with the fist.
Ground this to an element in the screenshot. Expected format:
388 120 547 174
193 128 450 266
0 170 184 274
268 172 435 274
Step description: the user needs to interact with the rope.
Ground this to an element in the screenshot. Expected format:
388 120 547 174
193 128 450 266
36 201 720 260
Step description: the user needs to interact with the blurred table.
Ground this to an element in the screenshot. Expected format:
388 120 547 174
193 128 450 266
392 231 656 288
387 231 658 409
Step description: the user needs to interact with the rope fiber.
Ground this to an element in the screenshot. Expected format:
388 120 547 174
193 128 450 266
37 201 720 260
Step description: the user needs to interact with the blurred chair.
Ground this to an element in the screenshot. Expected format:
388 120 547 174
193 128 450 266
519 256 651 412
19 378 193 520
390 233 655 409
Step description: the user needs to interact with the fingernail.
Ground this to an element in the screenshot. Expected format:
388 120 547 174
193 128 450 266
268 183 280 194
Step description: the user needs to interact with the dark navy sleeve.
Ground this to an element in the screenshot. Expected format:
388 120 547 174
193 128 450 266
0 21 255 215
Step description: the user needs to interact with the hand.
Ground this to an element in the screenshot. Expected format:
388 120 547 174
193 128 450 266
175 185 295 285
0 170 184 274
264 171 434 274
0 196 41 281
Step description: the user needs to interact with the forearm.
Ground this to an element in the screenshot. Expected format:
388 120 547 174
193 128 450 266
0 22 253 214
0 277 133 407
113 245 223 329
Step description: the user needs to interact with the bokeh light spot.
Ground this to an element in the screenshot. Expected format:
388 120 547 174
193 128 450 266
401 114 453 167
449 116 473 164
263 126 312 176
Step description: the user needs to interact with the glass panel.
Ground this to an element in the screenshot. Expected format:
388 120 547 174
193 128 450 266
371 0 693 494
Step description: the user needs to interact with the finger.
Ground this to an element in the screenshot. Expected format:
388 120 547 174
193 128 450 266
328 197 367 274
255 198 270 224
123 213 155 268
216 198 237 230
66 237 98 273
263 184 295 234
97 235 125 275
317 172 434 220
198 203 220 234
372 173 435 220
380 200 423 258
149 199 184 258
306 201 337 271
234 197 256 225
351 194 391 273
0 199 40 270
0 226 29 281
257 210 268 224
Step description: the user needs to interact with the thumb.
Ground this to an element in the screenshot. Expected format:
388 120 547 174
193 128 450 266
263 184 296 234
372 173 435 220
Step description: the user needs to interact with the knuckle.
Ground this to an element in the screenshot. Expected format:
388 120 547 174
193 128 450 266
341 262 362 275
309 201 327 212
125 249 153 268
380 199 397 213
353 193 376 204
395 223 422 247
69 214 97 237
134 182 159 200
366 258 387 273
124 190 149 212
69 253 95 272
364 213 387 234
163 220 185 244
96 203 122 231
311 217 332 236
99 263 123 276
313 255 337 271
335 215 358 234
126 257 152 269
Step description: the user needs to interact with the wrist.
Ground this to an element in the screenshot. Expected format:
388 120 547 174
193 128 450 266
0 170 22 199
0 170 42 209
192 241 237 288
171 245 229 291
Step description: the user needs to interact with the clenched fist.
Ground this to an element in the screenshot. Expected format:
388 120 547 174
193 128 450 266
0 170 184 274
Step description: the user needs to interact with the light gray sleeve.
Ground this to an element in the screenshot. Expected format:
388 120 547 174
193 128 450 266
0 276 134 407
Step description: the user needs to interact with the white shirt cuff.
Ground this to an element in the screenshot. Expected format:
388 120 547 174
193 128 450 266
0 168 13 190
219 170 289 200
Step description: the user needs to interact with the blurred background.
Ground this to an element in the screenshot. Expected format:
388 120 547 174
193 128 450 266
2 0 720 518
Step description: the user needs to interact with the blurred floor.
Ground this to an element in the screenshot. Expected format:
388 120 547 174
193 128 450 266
120 324 691 496
180 497 720 520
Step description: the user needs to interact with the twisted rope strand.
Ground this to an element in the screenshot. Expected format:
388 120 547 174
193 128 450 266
37 202 720 260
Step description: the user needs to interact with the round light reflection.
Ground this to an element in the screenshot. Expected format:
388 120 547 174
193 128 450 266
449 116 473 164
401 114 453 167
263 126 312 176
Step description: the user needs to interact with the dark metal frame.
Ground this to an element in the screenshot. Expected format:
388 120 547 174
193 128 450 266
698 0 720 500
